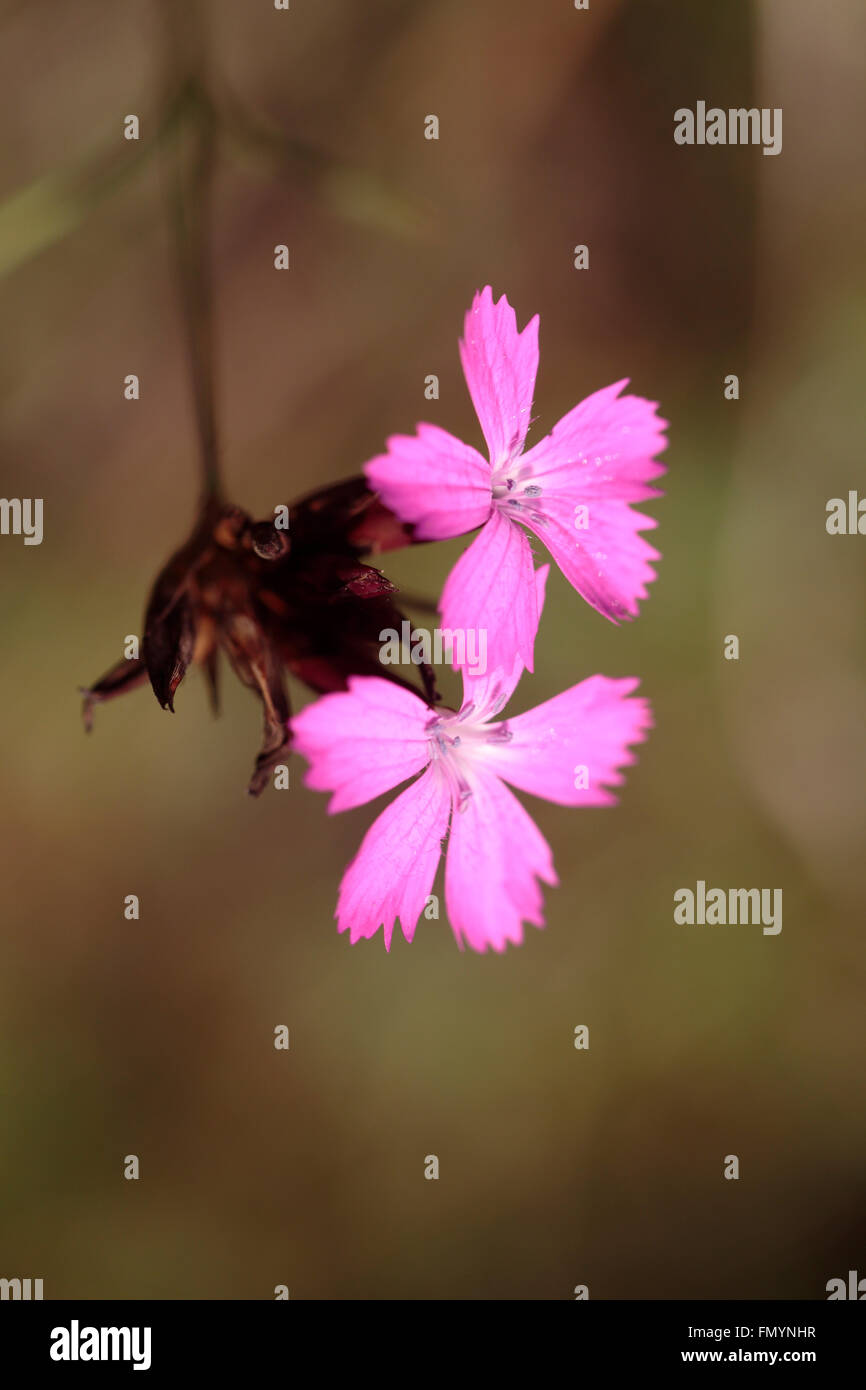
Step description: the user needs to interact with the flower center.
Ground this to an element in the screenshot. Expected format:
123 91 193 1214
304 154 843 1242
490 473 546 525
425 706 512 810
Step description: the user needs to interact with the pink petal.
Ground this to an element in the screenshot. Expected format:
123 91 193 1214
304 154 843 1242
336 768 451 948
364 424 491 540
445 773 557 953
460 287 540 468
521 496 661 622
517 379 667 621
291 677 430 812
520 379 667 501
439 509 539 680
484 675 652 806
459 565 549 715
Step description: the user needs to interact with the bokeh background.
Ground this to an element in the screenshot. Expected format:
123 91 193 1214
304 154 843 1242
1 0 864 1299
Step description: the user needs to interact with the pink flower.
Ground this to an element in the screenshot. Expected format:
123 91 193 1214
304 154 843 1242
291 574 651 953
364 287 667 677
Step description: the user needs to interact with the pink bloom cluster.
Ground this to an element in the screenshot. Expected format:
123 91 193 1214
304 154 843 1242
291 289 667 952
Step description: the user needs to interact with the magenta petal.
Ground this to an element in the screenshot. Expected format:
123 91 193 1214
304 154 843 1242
364 424 491 540
520 379 668 502
518 379 667 621
460 287 540 467
445 773 557 953
440 509 539 679
291 677 430 811
336 768 451 948
485 675 652 806
523 496 661 622
459 564 549 715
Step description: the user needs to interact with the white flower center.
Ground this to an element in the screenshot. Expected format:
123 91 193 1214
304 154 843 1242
425 703 512 810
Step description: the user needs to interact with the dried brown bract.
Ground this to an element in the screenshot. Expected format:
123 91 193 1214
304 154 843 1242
82 479 436 795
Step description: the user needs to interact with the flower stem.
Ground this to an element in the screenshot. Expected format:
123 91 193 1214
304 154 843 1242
158 0 222 504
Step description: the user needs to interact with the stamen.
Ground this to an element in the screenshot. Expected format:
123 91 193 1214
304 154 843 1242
486 724 512 743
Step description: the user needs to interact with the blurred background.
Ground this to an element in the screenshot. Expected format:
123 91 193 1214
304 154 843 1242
1 0 864 1299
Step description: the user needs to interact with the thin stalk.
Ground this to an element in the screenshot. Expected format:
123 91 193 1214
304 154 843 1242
158 0 222 504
